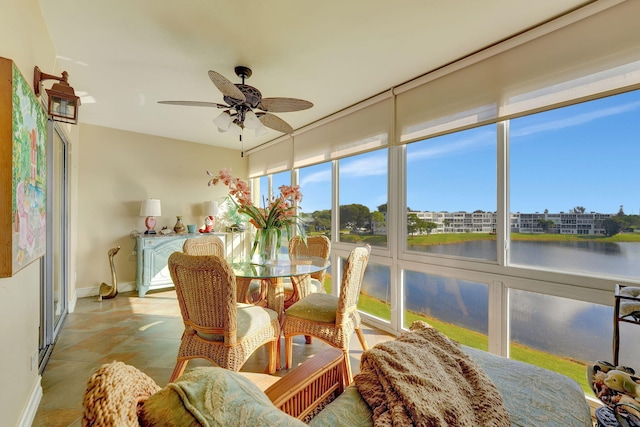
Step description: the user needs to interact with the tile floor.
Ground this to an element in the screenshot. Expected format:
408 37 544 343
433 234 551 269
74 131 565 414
32 289 393 427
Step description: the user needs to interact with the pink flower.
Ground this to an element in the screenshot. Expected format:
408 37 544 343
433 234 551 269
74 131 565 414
208 168 304 238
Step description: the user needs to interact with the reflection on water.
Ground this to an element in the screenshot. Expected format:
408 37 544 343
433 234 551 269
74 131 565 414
408 240 497 261
409 240 639 279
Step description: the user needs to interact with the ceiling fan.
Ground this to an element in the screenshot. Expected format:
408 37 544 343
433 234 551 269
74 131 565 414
159 66 313 138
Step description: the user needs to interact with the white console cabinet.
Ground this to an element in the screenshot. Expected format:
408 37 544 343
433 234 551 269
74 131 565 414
135 232 247 296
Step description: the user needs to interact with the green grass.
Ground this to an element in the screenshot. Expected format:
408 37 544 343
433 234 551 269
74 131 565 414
337 230 640 246
355 291 594 395
409 231 640 246
409 233 495 245
340 234 389 245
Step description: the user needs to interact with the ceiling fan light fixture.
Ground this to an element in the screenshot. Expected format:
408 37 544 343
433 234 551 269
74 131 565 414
254 123 269 136
213 111 232 130
243 110 261 130
228 122 243 136
159 67 313 152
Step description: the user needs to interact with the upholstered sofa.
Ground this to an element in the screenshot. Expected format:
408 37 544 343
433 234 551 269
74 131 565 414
83 329 593 427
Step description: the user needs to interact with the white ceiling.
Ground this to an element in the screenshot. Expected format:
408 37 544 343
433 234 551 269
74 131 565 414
38 0 591 152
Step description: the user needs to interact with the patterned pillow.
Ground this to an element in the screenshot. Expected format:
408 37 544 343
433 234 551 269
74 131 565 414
139 367 306 426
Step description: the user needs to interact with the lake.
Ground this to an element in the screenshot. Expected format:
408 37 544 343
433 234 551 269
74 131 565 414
365 240 640 363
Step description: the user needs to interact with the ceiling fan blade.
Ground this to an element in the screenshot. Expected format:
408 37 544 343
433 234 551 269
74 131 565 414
158 100 228 108
259 113 294 134
208 70 246 101
259 97 313 113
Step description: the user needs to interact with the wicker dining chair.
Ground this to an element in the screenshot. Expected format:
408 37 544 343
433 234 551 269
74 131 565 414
167 252 280 382
183 235 254 304
282 244 371 384
247 235 331 307
182 235 225 256
284 235 331 309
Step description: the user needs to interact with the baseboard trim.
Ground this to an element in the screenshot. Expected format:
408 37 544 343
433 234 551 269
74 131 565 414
18 376 42 427
74 281 136 299
68 288 78 313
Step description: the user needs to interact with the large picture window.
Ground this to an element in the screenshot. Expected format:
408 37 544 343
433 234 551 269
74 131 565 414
403 270 488 351
299 162 332 240
509 289 613 393
510 90 640 280
406 125 497 261
338 149 388 248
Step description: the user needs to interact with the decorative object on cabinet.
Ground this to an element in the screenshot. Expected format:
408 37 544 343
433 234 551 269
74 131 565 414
98 246 121 301
201 200 218 233
0 57 48 278
33 65 81 125
139 198 161 234
186 224 197 234
173 216 186 234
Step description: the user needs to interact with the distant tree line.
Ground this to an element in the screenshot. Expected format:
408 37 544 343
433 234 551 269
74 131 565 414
302 203 640 237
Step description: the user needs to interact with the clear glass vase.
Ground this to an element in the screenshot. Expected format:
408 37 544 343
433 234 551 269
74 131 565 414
258 227 280 263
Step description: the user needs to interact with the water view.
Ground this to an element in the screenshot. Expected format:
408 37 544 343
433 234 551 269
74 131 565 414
363 240 640 363
409 239 640 280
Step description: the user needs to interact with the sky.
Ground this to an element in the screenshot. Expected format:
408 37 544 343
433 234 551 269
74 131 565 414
294 89 640 215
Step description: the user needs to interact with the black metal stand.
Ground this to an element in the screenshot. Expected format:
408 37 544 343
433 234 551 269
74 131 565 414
613 284 640 365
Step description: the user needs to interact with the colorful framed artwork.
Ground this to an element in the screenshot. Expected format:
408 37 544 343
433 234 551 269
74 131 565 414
0 57 48 277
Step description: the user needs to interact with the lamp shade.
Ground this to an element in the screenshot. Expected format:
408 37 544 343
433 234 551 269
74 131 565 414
140 199 162 217
204 201 219 216
243 110 260 130
213 111 232 130
254 123 269 136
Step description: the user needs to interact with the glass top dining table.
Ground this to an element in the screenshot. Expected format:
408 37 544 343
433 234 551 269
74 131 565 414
229 256 329 279
228 255 330 321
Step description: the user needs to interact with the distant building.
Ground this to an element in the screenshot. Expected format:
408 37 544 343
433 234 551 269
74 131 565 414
374 211 612 235
511 212 611 235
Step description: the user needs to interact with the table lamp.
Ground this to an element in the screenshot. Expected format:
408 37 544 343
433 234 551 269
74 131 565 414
202 200 218 233
140 199 161 234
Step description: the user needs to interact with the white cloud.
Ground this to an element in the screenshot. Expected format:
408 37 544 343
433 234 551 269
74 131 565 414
300 169 331 186
512 100 640 138
341 153 387 177
407 129 495 162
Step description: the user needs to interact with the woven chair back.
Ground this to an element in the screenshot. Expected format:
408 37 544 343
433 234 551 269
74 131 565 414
336 244 371 325
182 235 225 257
168 252 237 343
288 235 330 283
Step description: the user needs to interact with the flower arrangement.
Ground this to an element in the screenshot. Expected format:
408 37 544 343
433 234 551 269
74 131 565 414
207 168 306 257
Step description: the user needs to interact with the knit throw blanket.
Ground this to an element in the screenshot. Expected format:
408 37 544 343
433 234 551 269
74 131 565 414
354 321 510 427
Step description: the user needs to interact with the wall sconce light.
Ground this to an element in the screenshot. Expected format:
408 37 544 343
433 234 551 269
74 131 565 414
33 66 81 125
140 199 162 234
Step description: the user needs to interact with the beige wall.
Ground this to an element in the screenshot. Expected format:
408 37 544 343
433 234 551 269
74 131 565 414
0 0 57 425
0 2 247 424
76 124 245 292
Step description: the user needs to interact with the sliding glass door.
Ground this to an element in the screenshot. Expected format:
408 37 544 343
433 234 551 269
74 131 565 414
39 121 69 372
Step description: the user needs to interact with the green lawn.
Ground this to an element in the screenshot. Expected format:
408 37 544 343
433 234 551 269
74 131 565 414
337 230 640 246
